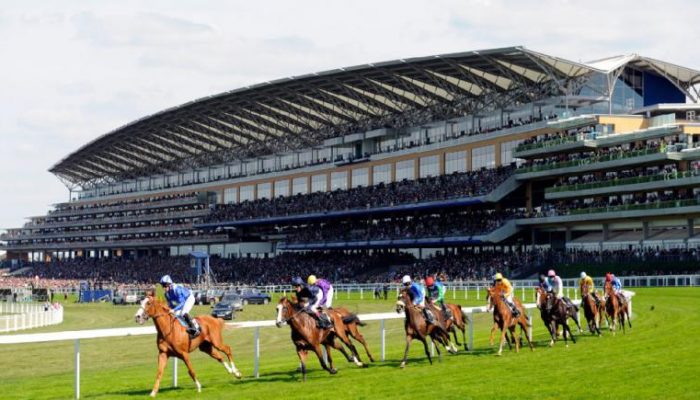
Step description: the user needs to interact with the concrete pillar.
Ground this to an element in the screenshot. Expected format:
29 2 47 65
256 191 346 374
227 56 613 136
603 224 610 241
689 219 695 238
643 221 650 240
565 227 572 242
526 182 533 212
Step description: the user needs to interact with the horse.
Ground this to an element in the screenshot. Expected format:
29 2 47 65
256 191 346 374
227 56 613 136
328 307 376 362
275 297 365 382
604 282 631 335
395 289 457 368
486 286 524 349
443 303 469 351
134 292 241 397
535 287 576 347
486 285 534 356
580 283 603 336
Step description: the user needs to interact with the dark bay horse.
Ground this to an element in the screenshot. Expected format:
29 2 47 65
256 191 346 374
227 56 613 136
134 293 241 397
604 282 631 335
395 289 456 368
275 297 365 382
535 287 576 347
486 285 534 356
580 283 603 336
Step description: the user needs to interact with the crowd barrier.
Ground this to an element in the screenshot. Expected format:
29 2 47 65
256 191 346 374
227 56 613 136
0 291 635 399
0 302 64 333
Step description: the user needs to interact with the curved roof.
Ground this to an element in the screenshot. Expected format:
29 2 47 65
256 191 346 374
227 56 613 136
49 46 699 187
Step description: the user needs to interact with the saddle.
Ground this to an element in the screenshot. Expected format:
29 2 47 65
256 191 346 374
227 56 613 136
175 315 201 337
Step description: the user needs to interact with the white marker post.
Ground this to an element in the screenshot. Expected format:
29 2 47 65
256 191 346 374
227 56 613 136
254 327 260 378
380 319 386 361
173 358 178 387
74 339 80 399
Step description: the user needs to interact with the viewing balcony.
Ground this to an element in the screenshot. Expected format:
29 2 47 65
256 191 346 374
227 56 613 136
0 234 228 251
45 196 200 219
23 209 210 230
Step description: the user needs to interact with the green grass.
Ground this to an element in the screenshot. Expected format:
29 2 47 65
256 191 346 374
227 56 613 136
1 288 698 399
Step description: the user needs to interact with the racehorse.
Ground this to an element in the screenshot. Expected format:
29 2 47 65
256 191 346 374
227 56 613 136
580 283 603 336
328 307 376 362
604 281 631 335
395 289 457 368
535 287 576 347
275 297 365 382
486 284 534 356
134 291 241 397
443 303 469 351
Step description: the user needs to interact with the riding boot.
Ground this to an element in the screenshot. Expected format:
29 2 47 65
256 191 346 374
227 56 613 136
509 301 520 318
183 313 199 337
318 312 332 329
442 304 453 320
423 308 435 324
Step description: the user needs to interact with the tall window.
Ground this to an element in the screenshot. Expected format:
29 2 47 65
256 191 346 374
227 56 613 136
500 140 525 166
240 185 255 202
419 155 439 178
312 174 328 193
331 171 348 190
471 145 495 170
257 182 272 199
396 159 415 181
292 177 308 195
223 187 238 204
373 164 391 185
274 180 289 197
445 151 467 173
352 168 369 188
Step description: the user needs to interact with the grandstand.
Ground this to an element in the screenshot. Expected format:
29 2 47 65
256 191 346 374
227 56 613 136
3 46 700 282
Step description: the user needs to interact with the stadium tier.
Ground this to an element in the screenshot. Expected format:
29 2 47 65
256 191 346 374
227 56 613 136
3 46 700 266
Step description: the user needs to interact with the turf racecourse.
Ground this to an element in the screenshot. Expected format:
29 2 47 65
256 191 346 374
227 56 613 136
1 288 698 399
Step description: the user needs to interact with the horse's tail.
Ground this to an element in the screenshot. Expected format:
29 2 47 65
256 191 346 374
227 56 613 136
343 313 366 326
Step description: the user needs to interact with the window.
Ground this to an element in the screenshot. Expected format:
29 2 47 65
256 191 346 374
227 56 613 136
419 155 439 178
312 174 328 193
445 151 467 173
257 182 272 199
352 168 369 188
223 187 238 204
274 180 289 197
240 185 255 202
500 140 525 166
373 164 391 185
396 159 415 181
471 145 495 170
292 177 308 195
331 171 348 190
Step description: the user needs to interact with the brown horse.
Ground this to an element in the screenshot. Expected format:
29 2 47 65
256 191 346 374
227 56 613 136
395 289 456 368
604 282 631 335
580 283 603 336
329 307 376 362
486 286 524 349
535 287 576 347
443 303 469 351
275 297 365 382
486 285 534 356
134 293 241 397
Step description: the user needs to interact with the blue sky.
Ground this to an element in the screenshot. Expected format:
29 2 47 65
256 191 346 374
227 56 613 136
0 0 698 233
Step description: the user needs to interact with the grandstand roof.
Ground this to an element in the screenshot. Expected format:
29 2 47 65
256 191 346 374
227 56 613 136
49 46 700 188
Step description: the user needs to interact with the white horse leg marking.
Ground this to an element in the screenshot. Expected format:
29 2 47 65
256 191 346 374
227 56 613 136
352 355 363 367
150 390 157 397
222 361 232 374
195 380 201 393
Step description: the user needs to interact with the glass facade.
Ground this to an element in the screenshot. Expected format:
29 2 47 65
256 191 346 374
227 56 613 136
274 180 289 197
257 182 272 199
445 151 467 173
312 174 328 193
396 159 415 181
352 168 369 188
500 139 525 166
419 155 439 178
331 171 348 190
223 187 238 204
373 164 391 184
292 177 308 195
472 145 495 170
240 185 255 202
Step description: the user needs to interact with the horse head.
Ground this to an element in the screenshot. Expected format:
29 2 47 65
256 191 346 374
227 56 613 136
535 286 547 309
275 296 296 328
134 291 166 325
395 288 410 313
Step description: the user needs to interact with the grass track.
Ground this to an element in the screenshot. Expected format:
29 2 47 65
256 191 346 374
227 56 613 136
1 288 698 399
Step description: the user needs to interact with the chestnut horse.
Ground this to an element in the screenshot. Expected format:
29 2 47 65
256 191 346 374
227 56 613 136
134 293 241 397
604 282 631 335
486 286 524 349
535 287 576 347
580 283 603 336
275 297 365 382
329 307 376 362
486 285 534 356
395 289 457 368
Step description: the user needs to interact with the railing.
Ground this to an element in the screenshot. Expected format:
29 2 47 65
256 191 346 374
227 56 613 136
47 196 200 218
0 302 64 333
567 198 700 216
516 147 661 174
514 135 580 152
2 234 229 251
546 170 700 194
23 209 209 229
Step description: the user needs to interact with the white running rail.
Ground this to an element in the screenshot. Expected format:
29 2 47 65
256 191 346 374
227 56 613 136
0 302 64 333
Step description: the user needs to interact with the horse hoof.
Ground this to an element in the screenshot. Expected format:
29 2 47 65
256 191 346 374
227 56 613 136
234 371 242 379
329 368 338 375
150 391 157 398
399 362 406 369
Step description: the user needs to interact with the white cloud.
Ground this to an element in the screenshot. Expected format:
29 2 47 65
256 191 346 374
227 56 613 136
0 0 699 231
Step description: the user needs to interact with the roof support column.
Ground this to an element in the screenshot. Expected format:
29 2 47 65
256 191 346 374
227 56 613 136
602 224 610 241
642 221 650 240
689 219 695 239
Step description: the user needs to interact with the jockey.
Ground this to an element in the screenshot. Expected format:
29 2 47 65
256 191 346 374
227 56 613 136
538 273 552 292
547 269 576 310
425 276 452 321
402 275 425 306
579 272 601 304
494 273 520 317
159 275 199 337
606 273 627 304
307 275 334 329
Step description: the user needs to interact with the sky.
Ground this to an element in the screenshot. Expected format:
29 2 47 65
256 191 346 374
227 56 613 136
1 0 699 233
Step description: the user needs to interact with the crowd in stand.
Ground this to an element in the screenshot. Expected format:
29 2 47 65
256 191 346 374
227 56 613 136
539 190 700 217
205 166 514 223
552 164 682 189
50 192 199 216
517 124 596 149
284 209 525 243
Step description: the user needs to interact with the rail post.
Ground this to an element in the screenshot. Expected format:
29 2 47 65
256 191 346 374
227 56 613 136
173 358 178 387
452 286 456 300
464 285 467 300
360 288 363 300
380 319 386 361
521 286 525 302
476 285 480 300
253 327 260 378
527 310 533 342
74 339 80 399
467 311 474 351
